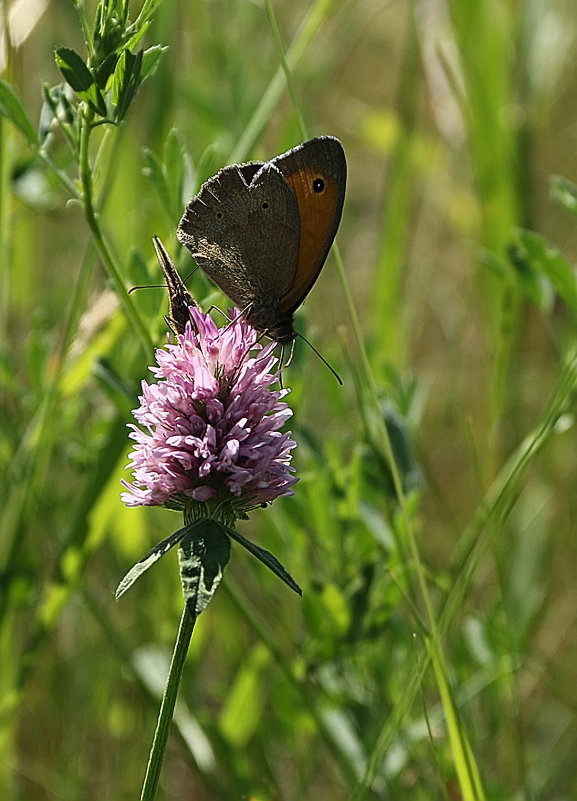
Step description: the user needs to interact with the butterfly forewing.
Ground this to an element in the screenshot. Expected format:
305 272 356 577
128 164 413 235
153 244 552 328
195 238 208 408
272 136 346 314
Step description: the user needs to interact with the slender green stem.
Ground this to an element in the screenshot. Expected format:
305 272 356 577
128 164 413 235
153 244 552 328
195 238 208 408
228 0 337 164
140 606 197 801
265 0 308 140
139 508 234 799
78 106 153 354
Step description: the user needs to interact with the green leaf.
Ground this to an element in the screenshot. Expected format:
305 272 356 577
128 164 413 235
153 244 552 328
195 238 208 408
179 520 231 617
93 0 130 62
115 523 193 599
224 524 302 597
112 49 143 122
163 128 185 193
144 129 194 222
550 175 577 217
54 48 107 117
80 84 108 118
95 52 119 90
141 45 167 81
55 47 94 92
514 229 577 315
93 359 136 415
127 246 154 299
0 79 39 146
382 404 422 493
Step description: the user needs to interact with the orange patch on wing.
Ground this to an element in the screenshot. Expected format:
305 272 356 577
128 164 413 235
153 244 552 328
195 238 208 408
281 168 341 313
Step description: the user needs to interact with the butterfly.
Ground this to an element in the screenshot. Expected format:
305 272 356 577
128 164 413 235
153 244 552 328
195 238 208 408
176 136 346 345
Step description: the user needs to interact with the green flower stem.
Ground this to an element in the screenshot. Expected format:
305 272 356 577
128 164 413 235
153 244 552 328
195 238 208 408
140 606 197 801
78 105 153 355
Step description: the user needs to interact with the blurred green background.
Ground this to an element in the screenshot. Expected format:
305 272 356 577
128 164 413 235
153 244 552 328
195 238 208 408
2 0 577 799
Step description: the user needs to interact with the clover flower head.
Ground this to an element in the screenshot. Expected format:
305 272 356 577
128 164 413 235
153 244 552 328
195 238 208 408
121 307 298 515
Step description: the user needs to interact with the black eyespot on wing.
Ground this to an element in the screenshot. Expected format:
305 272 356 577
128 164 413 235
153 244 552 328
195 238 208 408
262 201 269 209
312 178 325 193
216 210 224 220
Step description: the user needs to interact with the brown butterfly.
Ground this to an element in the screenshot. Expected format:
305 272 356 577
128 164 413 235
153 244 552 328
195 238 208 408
176 136 346 345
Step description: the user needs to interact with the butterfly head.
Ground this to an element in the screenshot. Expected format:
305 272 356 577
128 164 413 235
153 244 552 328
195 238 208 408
244 301 296 344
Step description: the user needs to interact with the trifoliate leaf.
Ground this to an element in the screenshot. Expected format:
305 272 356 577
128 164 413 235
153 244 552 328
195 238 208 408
178 520 231 617
112 49 143 122
115 523 194 599
141 45 167 81
55 47 94 92
224 524 302 597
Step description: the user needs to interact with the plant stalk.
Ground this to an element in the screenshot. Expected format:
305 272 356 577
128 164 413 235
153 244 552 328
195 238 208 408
140 606 197 801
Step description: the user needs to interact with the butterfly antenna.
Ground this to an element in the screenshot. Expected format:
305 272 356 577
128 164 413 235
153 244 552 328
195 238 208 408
184 266 200 282
128 284 166 294
295 332 343 386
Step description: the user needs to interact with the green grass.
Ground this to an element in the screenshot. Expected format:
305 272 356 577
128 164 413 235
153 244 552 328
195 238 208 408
2 0 577 799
